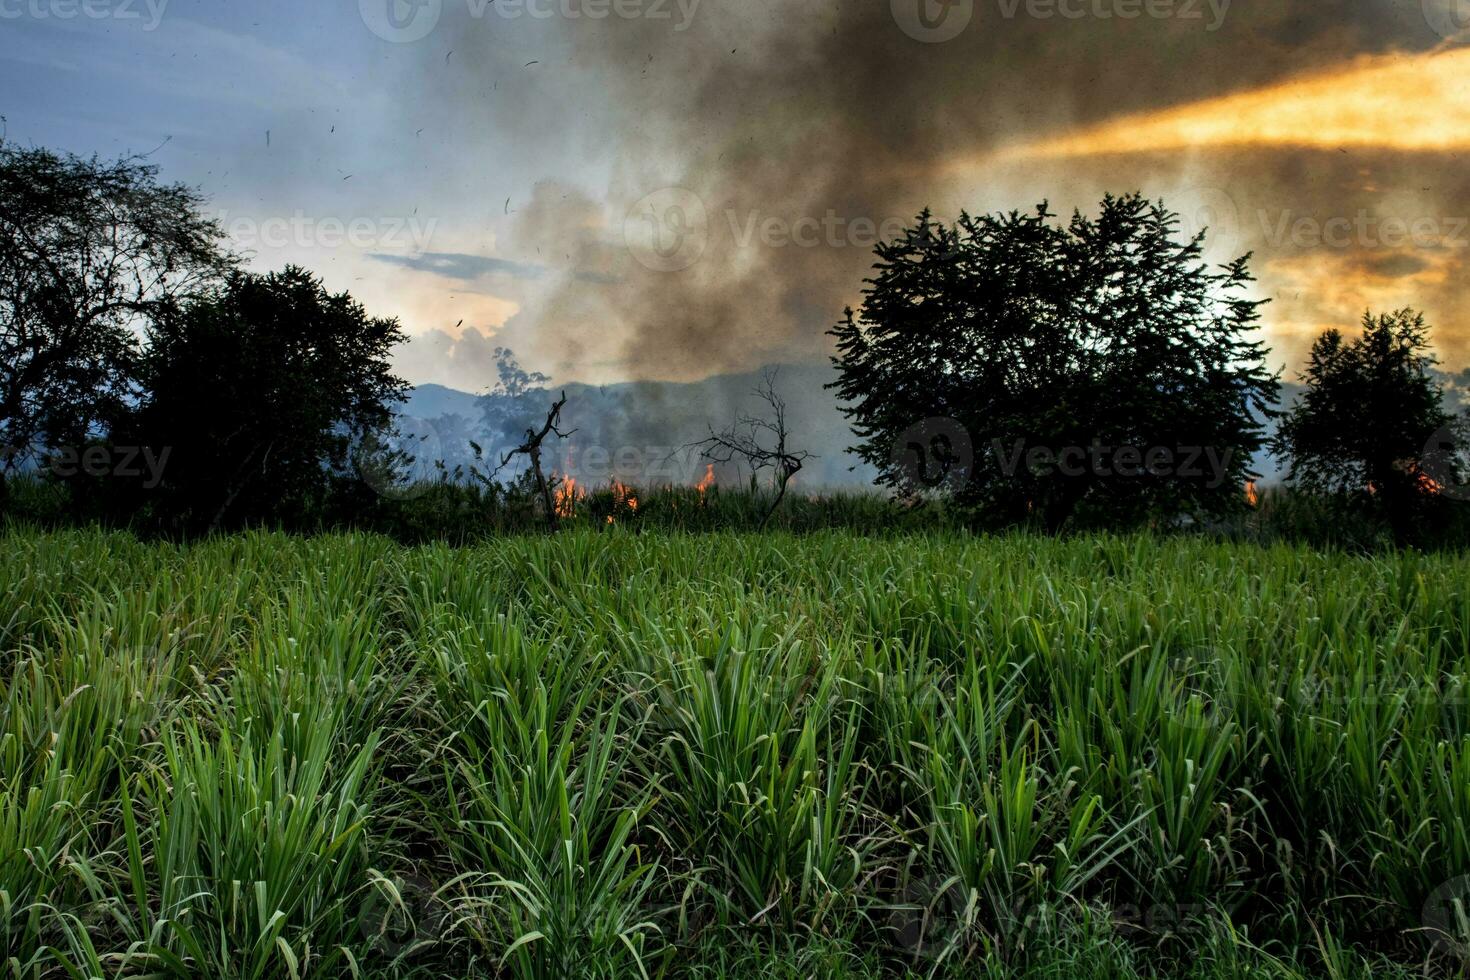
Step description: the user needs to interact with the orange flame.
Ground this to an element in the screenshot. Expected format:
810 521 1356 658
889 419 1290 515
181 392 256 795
611 481 639 513
696 464 715 497
1245 481 1260 507
554 476 580 519
1406 461 1443 496
601 480 640 526
1370 462 1447 497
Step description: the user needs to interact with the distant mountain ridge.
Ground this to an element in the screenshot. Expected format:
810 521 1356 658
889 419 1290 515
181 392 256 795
400 363 880 487
398 366 1304 488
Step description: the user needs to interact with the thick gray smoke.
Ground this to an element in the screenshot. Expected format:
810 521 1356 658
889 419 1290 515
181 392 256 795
384 0 1467 485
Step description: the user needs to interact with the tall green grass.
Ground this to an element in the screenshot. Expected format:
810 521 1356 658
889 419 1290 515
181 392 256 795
1 525 1468 977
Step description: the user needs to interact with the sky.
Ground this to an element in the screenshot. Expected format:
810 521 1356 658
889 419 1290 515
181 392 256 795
3 0 1469 394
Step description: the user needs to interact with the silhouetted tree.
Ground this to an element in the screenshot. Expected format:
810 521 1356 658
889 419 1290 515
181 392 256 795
1272 309 1459 539
477 346 551 464
830 194 1279 531
117 266 407 532
690 369 814 529
0 143 230 508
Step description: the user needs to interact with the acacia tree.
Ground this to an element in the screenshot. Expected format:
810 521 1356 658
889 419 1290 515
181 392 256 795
1272 309 1459 537
690 369 814 530
0 143 230 505
830 194 1279 531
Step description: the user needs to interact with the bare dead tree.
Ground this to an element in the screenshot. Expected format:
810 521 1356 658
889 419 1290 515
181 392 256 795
493 391 576 531
688 369 815 530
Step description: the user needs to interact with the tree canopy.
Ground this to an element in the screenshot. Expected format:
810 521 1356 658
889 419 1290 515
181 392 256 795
830 194 1279 530
0 143 230 498
1272 309 1460 537
116 266 408 531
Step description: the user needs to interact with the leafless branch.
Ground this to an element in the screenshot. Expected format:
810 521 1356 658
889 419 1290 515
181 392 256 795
686 369 814 529
494 391 576 531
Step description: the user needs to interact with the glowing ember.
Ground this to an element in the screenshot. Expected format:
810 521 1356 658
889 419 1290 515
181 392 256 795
601 480 641 526
1407 462 1444 496
611 481 639 512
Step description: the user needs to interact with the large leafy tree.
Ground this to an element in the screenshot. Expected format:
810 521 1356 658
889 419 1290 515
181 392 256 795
1272 309 1459 536
830 194 1279 530
118 266 408 531
0 143 229 503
